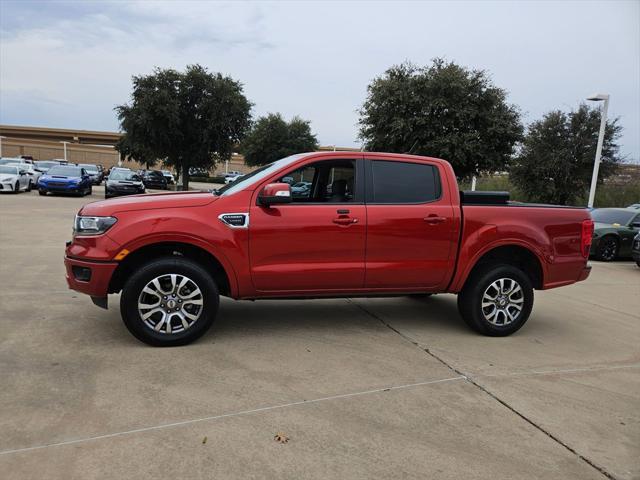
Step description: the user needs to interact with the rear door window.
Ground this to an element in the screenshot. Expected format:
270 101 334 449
370 160 440 203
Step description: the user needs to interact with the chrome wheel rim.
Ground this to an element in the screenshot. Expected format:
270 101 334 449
137 274 204 334
481 278 524 326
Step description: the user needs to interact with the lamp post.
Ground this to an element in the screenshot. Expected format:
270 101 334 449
60 141 70 163
586 93 610 208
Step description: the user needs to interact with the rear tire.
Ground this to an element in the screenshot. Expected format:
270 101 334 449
594 235 618 261
120 257 219 347
457 264 533 336
39 189 47 196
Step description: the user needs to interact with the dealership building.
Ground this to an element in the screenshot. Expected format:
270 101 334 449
0 124 356 176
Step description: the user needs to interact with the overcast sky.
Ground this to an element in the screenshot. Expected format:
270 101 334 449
1 0 638 161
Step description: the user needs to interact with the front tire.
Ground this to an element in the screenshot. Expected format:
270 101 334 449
594 236 618 261
120 257 219 346
26 181 32 192
457 264 534 336
39 189 47 196
14 181 20 194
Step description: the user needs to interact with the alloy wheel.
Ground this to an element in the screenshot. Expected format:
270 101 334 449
137 274 204 334
481 278 524 326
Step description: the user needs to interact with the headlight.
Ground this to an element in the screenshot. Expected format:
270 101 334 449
74 215 117 235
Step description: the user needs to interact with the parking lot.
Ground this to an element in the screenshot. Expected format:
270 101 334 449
0 187 638 480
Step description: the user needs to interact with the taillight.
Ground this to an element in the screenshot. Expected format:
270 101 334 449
581 219 594 258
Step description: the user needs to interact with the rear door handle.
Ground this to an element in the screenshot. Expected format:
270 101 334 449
333 217 358 226
424 215 446 225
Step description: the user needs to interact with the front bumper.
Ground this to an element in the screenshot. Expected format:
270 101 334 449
40 182 82 192
64 255 118 298
0 182 16 191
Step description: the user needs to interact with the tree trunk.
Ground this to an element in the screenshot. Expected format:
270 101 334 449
182 168 190 191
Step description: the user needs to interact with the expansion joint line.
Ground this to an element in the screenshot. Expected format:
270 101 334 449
347 299 618 480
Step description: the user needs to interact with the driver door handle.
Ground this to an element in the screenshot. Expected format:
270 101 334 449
424 215 446 225
333 217 358 226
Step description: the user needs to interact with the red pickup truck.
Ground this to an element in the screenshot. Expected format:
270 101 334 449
65 152 594 346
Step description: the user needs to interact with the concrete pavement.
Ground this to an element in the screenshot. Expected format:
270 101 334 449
0 187 638 479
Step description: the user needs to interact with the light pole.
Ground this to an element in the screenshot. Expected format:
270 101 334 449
586 93 609 208
60 141 70 163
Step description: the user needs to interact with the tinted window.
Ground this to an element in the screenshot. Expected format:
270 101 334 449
371 161 440 203
80 164 98 172
48 166 82 176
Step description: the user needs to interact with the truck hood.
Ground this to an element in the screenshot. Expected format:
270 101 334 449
80 191 218 216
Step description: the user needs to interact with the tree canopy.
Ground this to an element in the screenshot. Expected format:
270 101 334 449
241 113 318 167
510 104 622 205
115 65 252 189
358 59 523 179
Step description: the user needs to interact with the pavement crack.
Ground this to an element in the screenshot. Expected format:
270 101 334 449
348 299 618 480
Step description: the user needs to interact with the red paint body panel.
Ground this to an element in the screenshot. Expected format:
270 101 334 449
63 152 592 303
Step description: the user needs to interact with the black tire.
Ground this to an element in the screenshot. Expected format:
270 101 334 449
38 189 47 196
88 185 93 196
457 264 534 336
594 235 618 262
26 181 32 192
120 257 219 346
14 181 20 194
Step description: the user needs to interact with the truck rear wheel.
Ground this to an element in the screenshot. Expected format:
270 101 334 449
457 264 533 336
120 257 219 346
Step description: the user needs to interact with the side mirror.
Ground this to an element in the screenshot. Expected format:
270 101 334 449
258 183 292 207
19 170 27 175
631 222 640 229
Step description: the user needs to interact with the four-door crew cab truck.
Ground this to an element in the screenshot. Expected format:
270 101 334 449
65 152 594 346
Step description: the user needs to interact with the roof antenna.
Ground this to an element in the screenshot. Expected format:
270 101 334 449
406 140 418 155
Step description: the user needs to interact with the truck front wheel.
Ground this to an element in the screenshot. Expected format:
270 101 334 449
457 264 533 336
120 257 219 346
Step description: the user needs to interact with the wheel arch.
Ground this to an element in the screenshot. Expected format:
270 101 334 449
456 243 545 291
108 240 236 297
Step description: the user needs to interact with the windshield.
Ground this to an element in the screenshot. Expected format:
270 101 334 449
0 158 24 166
80 164 98 172
110 170 139 181
591 209 636 225
35 161 59 169
217 154 307 196
48 166 82 176
0 166 19 175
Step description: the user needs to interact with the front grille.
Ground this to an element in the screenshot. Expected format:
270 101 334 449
49 182 67 187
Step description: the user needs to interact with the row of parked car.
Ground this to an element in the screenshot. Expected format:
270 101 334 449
0 156 177 197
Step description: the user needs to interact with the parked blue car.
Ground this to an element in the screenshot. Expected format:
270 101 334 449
38 165 93 196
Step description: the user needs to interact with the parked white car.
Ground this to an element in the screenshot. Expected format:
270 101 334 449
6 162 41 188
0 165 31 193
224 173 244 184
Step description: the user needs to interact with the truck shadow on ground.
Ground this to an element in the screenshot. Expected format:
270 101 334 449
208 294 471 341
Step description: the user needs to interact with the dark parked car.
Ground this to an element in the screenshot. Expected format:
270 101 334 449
38 165 93 196
632 233 640 267
589 208 640 261
141 170 168 190
105 169 145 199
79 163 103 185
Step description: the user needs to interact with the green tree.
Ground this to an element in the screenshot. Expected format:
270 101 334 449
510 104 622 205
242 113 318 167
358 59 523 179
115 136 157 170
116 65 252 190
